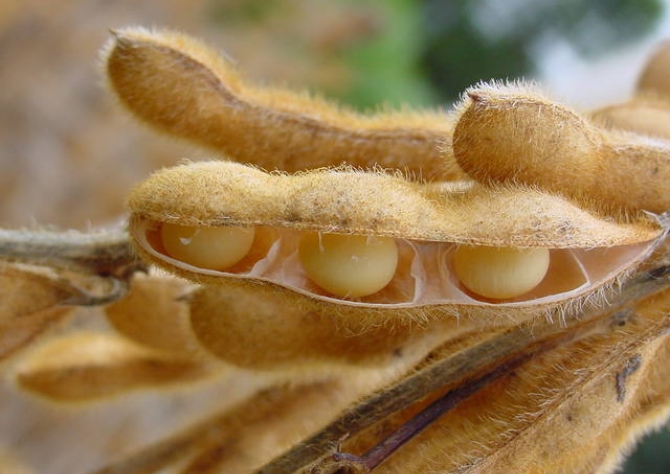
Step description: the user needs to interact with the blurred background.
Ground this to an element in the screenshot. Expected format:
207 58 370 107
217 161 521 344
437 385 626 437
2 0 670 230
0 0 668 472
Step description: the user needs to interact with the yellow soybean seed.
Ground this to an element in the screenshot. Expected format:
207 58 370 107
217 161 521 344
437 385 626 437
160 223 255 270
298 233 398 298
453 245 550 300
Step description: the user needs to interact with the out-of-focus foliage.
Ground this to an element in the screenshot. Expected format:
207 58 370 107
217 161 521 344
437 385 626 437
206 0 439 108
621 426 670 473
419 0 664 102
335 0 439 108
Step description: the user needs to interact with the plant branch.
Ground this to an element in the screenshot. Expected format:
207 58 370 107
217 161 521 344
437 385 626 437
0 227 143 278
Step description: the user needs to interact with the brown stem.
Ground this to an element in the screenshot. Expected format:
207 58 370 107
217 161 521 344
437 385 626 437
350 350 536 470
0 228 143 278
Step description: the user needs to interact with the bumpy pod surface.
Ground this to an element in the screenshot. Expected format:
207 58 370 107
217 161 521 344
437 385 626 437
128 161 661 315
187 282 458 371
104 27 464 181
453 84 670 214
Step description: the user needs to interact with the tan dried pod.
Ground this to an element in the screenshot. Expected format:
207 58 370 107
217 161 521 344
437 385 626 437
637 40 670 97
188 282 456 371
16 332 214 402
453 83 670 214
592 96 670 140
126 161 662 370
336 289 670 474
103 27 464 181
105 274 204 357
593 42 670 139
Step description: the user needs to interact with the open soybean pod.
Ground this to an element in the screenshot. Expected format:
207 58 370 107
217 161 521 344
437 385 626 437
127 162 662 369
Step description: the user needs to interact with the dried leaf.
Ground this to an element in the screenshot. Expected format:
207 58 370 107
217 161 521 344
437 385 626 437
0 264 78 321
0 264 76 361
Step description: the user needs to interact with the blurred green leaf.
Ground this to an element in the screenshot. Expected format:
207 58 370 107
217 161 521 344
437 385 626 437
419 0 664 101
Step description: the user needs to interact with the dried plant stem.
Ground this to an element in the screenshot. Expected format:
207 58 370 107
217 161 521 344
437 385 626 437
0 228 140 277
330 350 536 473
257 260 670 474
0 228 144 306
